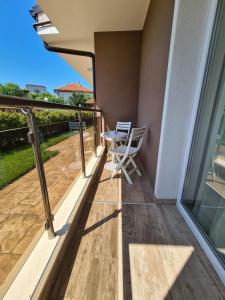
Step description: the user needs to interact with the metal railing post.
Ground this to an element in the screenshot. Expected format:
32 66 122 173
101 113 106 147
78 112 86 178
23 108 55 239
93 111 98 156
100 112 103 146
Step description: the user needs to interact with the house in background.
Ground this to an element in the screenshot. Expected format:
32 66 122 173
25 84 47 94
54 83 93 102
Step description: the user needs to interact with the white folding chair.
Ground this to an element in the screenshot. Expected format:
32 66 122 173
116 121 132 144
69 121 86 131
106 121 132 154
110 127 146 184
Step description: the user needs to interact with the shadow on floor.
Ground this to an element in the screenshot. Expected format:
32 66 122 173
44 157 225 299
120 174 225 299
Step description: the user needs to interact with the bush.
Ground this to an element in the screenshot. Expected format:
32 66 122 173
28 92 65 104
0 110 94 149
0 111 26 130
0 110 93 131
0 83 28 97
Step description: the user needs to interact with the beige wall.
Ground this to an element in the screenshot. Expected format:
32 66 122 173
94 0 174 187
94 31 142 129
137 0 174 187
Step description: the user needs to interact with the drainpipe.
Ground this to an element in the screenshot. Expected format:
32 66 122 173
43 42 98 156
43 42 96 105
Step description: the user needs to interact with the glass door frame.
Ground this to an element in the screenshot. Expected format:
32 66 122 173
177 0 225 285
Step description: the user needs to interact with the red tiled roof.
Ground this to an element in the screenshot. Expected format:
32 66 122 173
54 83 93 93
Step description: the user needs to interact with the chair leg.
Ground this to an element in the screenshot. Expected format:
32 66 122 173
107 145 112 156
111 171 116 179
130 157 142 176
114 155 132 184
121 166 133 184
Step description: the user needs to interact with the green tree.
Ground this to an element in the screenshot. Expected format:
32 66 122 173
0 83 28 97
69 92 86 106
84 93 93 101
28 92 65 104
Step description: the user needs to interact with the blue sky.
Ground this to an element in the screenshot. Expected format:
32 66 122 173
0 1 92 93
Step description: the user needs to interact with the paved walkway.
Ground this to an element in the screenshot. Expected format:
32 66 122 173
0 128 94 287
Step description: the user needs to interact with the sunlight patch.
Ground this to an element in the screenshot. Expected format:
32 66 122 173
129 243 194 300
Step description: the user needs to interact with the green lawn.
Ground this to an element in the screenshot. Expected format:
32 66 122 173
0 131 75 189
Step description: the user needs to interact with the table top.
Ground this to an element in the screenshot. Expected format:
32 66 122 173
101 130 127 140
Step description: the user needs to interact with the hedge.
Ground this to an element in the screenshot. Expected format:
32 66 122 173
0 110 94 130
0 110 94 149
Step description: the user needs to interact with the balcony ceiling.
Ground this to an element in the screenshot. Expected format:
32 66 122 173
37 0 150 84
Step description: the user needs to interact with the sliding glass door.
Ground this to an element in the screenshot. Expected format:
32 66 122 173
182 1 225 266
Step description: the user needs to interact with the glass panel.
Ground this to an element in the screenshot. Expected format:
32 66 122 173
0 108 44 287
183 98 225 264
182 3 225 266
96 112 102 147
83 111 95 164
37 109 82 212
0 107 87 286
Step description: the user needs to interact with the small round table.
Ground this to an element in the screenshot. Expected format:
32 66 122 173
101 130 127 170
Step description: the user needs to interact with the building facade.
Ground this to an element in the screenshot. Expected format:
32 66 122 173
54 83 93 102
25 84 47 94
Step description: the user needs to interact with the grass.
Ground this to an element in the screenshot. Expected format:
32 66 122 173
43 131 74 147
0 131 75 189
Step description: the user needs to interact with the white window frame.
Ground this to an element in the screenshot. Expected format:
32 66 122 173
174 0 225 286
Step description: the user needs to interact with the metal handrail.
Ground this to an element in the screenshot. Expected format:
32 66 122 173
0 94 101 112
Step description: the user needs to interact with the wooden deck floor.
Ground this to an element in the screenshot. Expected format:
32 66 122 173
47 158 225 300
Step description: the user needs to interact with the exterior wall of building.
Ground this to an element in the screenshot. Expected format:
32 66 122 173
25 85 47 94
94 31 142 129
55 91 93 103
154 0 218 199
93 0 215 200
55 91 73 101
137 0 175 187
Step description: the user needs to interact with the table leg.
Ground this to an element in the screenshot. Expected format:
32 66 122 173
111 138 116 163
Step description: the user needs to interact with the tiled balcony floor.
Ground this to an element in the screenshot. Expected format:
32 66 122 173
0 129 94 288
46 158 225 299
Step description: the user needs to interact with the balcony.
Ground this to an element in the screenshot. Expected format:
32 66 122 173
34 156 225 299
0 96 224 299
1 0 225 298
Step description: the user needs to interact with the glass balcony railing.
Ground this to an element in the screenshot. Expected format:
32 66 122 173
0 95 102 288
39 110 83 213
83 111 95 164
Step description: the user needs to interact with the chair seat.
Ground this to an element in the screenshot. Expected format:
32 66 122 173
111 145 137 156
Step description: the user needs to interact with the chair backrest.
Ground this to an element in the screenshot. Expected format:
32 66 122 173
116 121 131 139
118 127 146 165
127 127 146 154
69 121 86 131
